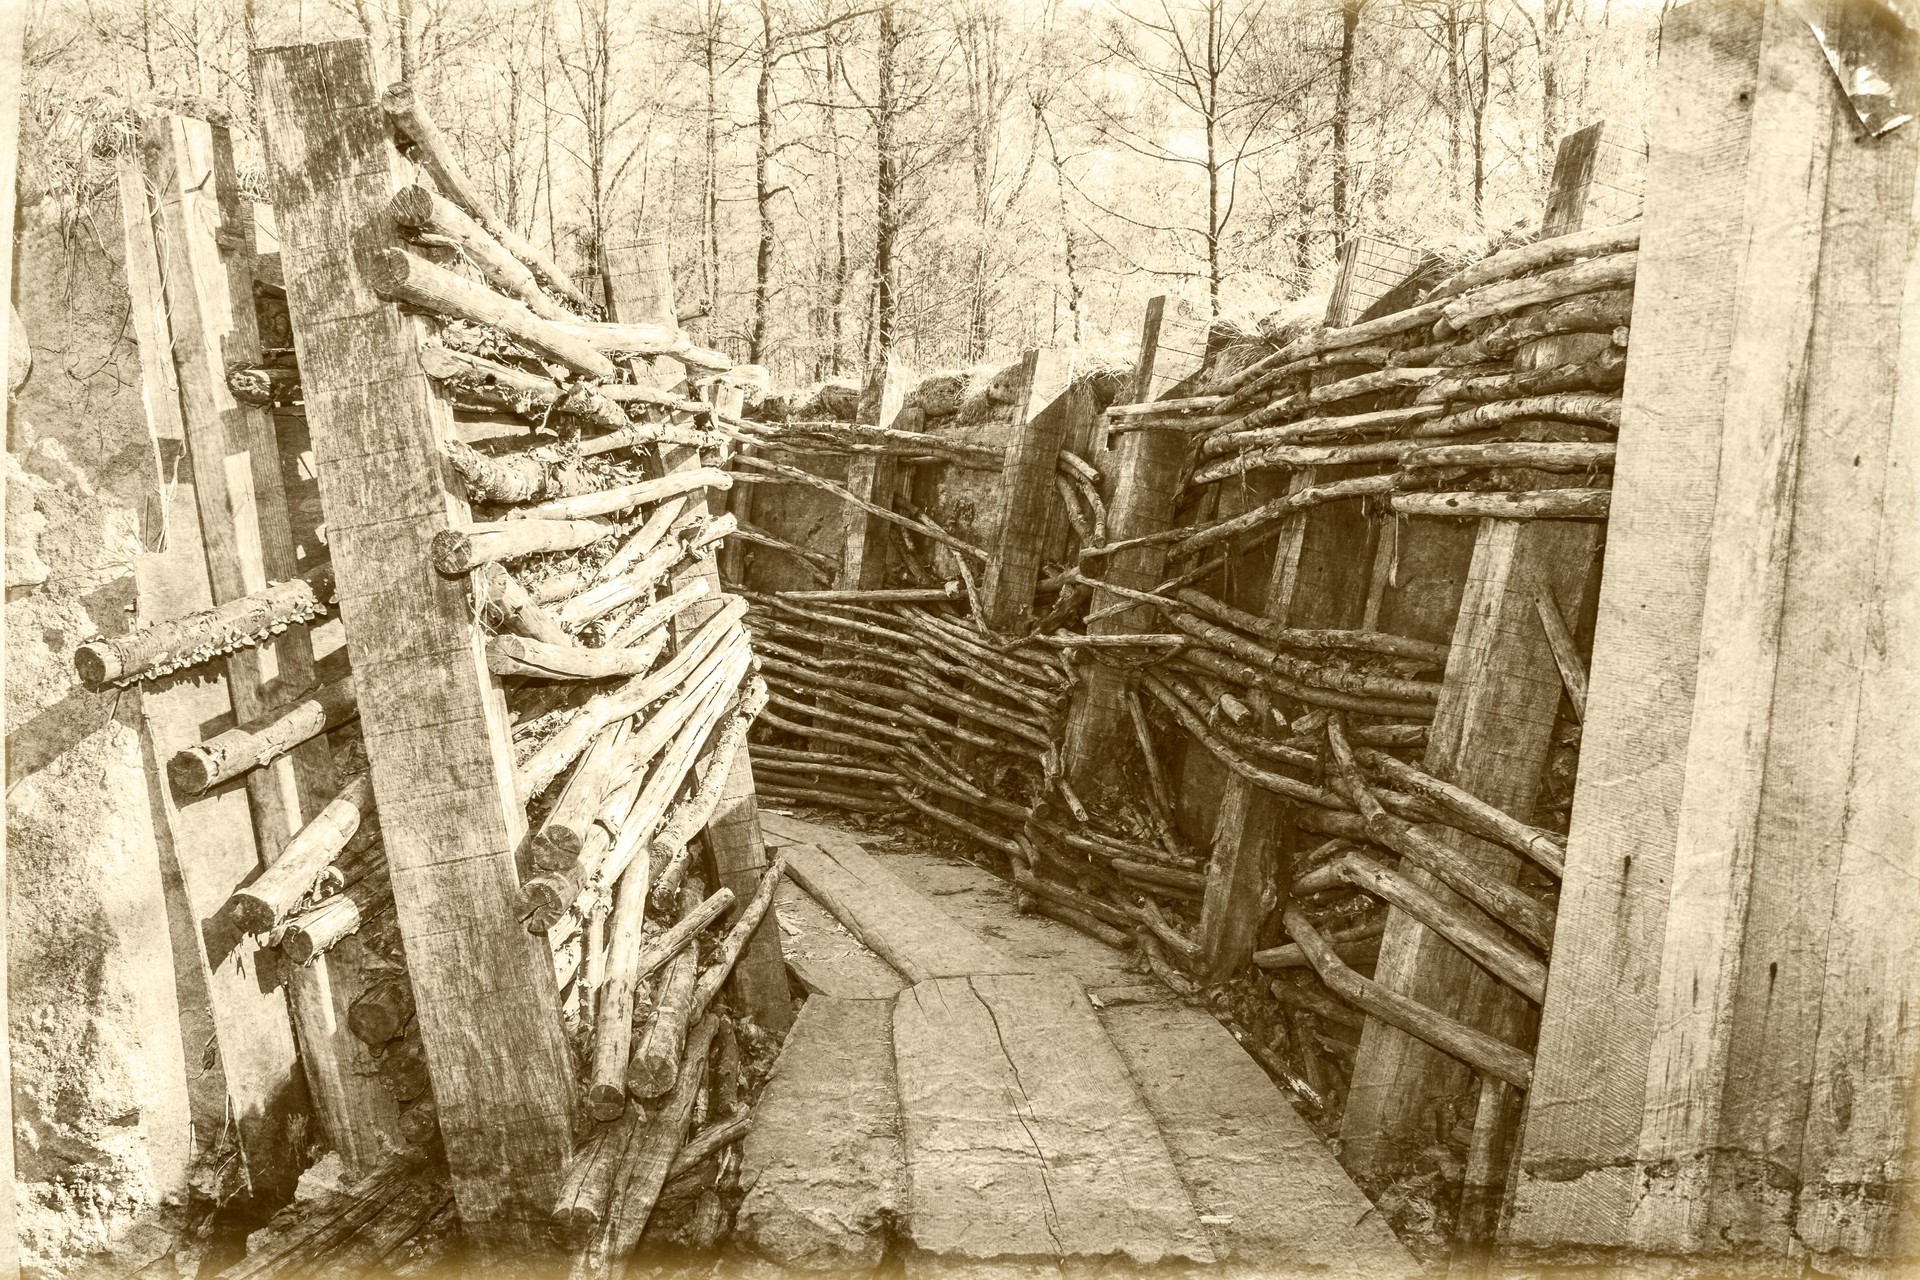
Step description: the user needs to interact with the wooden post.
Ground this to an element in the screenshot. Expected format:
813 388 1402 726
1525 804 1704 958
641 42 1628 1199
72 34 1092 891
980 347 1075 632
116 146 315 1201
1506 1 1920 1265
602 246 794 1040
254 40 574 1245
838 355 913 589
1338 122 1625 1186
1063 297 1207 809
144 110 401 1175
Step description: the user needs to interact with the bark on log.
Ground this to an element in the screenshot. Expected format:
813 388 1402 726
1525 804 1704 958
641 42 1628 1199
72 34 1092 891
1441 250 1638 329
688 853 789 1024
535 721 632 869
389 184 563 321
1533 590 1589 723
509 469 732 523
472 562 573 648
1356 745 1566 877
442 438 598 505
1389 489 1611 520
417 343 627 430
1429 222 1639 299
1399 442 1615 471
1174 588 1449 665
227 774 373 932
594 1016 721 1261
75 562 333 688
1331 853 1548 1003
281 878 393 965
381 84 596 313
1324 719 1556 948
368 247 616 379
587 859 658 1122
431 519 612 574
487 632 667 681
1284 905 1532 1088
169 675 357 795
625 934 699 1102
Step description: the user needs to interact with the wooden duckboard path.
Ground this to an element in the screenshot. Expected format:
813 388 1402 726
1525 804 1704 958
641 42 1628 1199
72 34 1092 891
894 972 1215 1266
746 812 1418 1276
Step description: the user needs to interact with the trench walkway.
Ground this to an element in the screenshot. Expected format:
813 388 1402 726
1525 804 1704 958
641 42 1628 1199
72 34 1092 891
740 812 1416 1278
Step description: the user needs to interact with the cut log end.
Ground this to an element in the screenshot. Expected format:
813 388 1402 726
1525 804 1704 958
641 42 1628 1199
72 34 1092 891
429 529 475 575
167 748 219 797
587 1083 635 1124
389 184 436 229
72 642 121 689
228 892 283 936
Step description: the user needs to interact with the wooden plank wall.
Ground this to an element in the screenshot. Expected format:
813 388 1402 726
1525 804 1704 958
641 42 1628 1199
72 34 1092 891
1506 0 1920 1268
253 39 575 1245
981 349 1076 630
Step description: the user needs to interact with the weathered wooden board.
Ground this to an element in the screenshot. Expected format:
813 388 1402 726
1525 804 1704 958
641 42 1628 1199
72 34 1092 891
736 996 906 1270
773 879 908 1000
1099 999 1415 1277
1063 296 1206 808
117 151 312 1200
147 109 399 1174
1510 0 1920 1263
892 974 1213 1265
783 842 1021 983
253 39 573 1244
980 348 1076 630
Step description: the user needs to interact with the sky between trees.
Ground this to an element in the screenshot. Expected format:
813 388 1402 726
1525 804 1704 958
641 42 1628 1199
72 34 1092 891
26 0 1665 386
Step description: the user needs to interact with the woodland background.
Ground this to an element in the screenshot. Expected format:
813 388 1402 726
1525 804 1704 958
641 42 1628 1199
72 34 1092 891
21 0 1663 385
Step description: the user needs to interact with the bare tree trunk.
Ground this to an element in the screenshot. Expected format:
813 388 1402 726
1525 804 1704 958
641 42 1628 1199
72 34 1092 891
1471 0 1489 226
1038 109 1083 344
827 37 850 372
398 0 418 84
750 3 776 364
1203 0 1222 318
874 6 901 363
704 23 723 322
1331 0 1361 251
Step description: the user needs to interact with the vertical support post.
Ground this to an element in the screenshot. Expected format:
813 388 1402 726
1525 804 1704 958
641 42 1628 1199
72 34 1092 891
254 40 574 1245
838 354 912 589
146 111 401 1174
603 248 794 1040
1509 1 1920 1266
1063 297 1206 809
1339 117 1625 1186
115 148 314 1202
980 347 1075 631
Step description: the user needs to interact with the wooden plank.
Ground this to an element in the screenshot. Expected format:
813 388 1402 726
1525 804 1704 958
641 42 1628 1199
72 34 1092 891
892 974 1214 1265
1504 0 1837 1251
116 153 312 1200
1793 87 1920 1262
735 996 906 1270
783 843 1020 983
601 241 794 1038
1629 2 1917 1257
980 347 1075 631
838 355 913 589
1341 518 1596 1179
147 110 399 1174
252 39 574 1245
1098 999 1415 1274
1063 297 1205 808
773 880 909 1000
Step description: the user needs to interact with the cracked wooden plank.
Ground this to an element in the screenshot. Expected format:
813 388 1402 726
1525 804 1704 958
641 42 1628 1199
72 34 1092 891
736 996 905 1270
892 973 1213 1266
773 879 908 1000
1099 999 1415 1278
784 841 1022 983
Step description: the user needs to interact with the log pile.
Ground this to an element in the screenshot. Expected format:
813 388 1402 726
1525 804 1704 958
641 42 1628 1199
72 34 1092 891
89 84 789 1266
